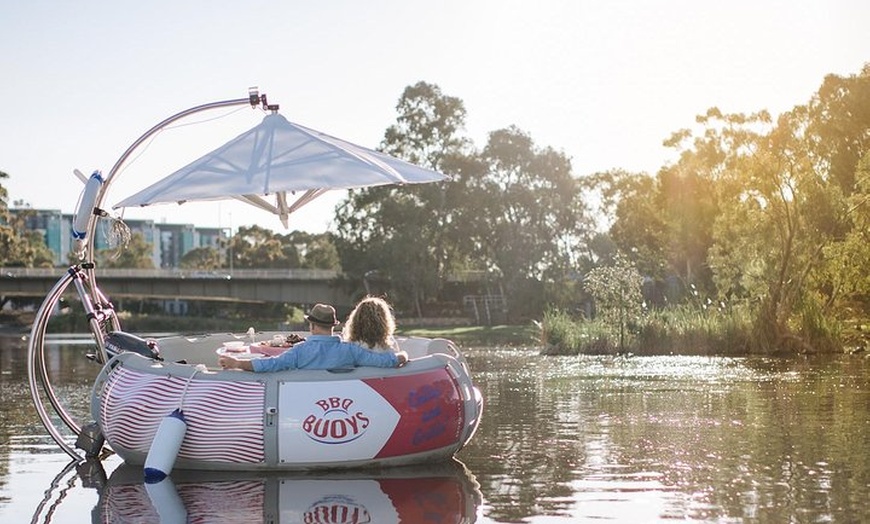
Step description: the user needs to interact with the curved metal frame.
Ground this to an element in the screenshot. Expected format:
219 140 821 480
27 91 264 460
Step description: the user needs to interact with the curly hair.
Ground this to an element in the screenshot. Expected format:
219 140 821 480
343 296 396 351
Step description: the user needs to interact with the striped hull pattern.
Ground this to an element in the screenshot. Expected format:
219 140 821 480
99 366 265 464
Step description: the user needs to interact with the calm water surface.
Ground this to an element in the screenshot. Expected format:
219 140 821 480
1 334 869 523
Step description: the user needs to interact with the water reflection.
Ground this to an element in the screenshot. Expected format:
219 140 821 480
459 349 870 522
30 458 481 523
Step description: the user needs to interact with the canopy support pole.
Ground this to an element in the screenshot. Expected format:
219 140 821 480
27 89 269 459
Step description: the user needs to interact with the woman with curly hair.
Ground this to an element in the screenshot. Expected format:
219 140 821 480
342 296 398 352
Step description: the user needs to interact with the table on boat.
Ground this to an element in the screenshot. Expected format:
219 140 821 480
216 343 292 359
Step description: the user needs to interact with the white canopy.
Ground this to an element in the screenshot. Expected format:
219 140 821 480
113 113 449 227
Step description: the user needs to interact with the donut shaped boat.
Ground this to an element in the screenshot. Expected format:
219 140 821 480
25 90 483 472
91 333 483 471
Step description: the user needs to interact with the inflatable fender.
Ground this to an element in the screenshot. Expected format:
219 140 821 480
72 170 104 240
144 409 187 483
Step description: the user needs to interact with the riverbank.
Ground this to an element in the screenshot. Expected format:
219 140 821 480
0 310 540 348
7 308 864 354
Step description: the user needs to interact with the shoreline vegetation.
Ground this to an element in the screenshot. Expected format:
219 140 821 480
540 307 868 357
2 309 865 355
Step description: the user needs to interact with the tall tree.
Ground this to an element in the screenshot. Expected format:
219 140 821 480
684 84 866 352
802 66 870 322
462 126 589 319
0 171 55 268
335 82 473 316
180 246 222 270
285 231 341 270
584 169 668 280
657 165 718 294
227 225 301 269
806 64 870 193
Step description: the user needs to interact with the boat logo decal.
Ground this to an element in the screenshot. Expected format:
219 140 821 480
408 382 451 446
305 494 371 524
303 397 370 445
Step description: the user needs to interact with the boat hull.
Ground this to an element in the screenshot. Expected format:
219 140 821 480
92 348 482 471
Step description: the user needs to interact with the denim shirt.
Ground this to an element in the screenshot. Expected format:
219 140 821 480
250 334 398 372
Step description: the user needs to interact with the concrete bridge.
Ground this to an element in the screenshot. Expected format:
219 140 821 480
0 267 355 307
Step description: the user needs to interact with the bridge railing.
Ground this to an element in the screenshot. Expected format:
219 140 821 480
1 267 340 280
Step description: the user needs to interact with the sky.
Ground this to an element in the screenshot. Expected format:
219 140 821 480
2 1 868 234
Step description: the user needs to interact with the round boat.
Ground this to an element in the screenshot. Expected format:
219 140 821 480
92 332 483 471
25 89 483 473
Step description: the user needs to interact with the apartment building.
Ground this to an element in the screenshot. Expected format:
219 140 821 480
10 208 227 268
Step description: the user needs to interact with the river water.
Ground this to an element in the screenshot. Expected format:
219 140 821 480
2 334 869 523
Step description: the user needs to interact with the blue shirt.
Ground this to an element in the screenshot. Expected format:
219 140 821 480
250 334 399 372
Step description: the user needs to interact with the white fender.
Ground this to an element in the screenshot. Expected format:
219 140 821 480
72 170 104 240
144 409 187 483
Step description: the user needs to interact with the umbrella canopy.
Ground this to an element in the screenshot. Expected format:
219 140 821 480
113 113 449 227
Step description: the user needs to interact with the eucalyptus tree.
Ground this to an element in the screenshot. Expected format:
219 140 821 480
679 66 869 352
806 64 870 195
803 66 870 316
461 126 590 320
0 171 56 268
286 231 340 271
583 169 669 284
179 246 222 270
334 82 475 316
227 225 301 269
826 154 869 306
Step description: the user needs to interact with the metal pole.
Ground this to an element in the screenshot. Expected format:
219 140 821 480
27 90 267 457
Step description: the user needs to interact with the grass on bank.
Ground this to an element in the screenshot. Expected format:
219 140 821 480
541 302 869 356
541 306 755 356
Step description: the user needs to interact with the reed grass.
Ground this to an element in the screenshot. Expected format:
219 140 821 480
541 304 754 356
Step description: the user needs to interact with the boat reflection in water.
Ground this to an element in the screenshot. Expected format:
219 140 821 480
93 459 480 523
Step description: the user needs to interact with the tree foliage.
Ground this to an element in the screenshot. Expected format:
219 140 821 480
0 171 55 267
180 246 222 270
583 253 644 351
225 226 339 271
334 82 593 320
583 170 668 279
462 126 590 319
593 65 870 352
335 82 473 316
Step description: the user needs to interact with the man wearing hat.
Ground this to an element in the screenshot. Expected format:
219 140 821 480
218 303 409 372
